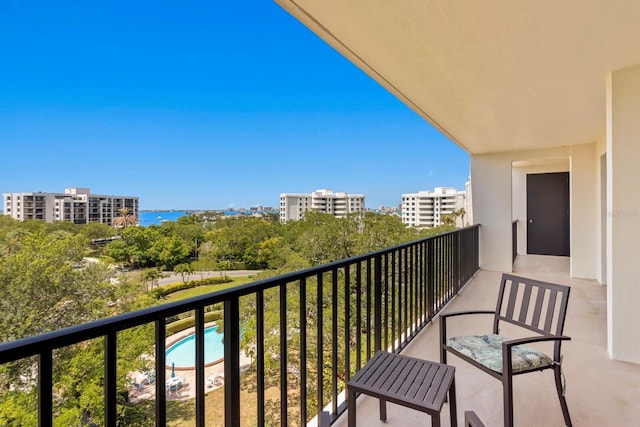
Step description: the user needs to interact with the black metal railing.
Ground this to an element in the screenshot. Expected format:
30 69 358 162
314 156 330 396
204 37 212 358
0 225 480 427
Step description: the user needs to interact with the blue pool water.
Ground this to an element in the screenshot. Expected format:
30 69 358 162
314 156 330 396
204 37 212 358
166 326 224 368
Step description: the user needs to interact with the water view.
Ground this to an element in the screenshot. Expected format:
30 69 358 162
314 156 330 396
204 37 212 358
138 211 188 226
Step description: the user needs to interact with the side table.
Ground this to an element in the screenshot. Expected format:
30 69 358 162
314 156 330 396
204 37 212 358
346 351 457 427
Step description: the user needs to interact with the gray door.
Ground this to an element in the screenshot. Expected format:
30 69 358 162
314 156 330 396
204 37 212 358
527 172 570 256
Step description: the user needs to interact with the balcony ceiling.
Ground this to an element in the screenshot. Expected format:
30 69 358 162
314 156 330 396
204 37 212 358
275 0 640 154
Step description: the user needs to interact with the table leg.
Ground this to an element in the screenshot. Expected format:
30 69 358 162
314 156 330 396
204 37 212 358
379 398 387 421
431 414 441 427
347 387 356 427
449 377 458 427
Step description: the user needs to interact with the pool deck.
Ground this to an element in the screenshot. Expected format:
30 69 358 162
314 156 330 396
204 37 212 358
128 322 252 402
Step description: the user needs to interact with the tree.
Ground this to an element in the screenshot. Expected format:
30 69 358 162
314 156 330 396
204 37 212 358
148 235 191 270
0 224 155 426
440 208 466 227
112 207 138 228
173 262 194 283
79 221 117 240
143 267 162 290
107 226 160 267
285 211 360 265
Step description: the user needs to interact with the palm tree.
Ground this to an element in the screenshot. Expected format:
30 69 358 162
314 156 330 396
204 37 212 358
112 208 138 228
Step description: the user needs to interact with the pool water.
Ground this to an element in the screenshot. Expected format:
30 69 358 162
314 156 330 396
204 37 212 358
166 326 224 368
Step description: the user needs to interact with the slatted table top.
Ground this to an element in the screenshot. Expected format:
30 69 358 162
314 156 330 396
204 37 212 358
347 350 455 413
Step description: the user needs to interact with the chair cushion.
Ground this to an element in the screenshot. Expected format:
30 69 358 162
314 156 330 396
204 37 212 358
447 334 553 373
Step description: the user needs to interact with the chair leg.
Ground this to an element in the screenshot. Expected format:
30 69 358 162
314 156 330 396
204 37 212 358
440 318 448 365
502 375 514 427
553 366 572 426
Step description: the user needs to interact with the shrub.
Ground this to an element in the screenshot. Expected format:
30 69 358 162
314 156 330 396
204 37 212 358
149 276 233 299
166 310 224 335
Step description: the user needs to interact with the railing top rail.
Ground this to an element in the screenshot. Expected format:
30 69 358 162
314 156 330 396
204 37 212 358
0 225 479 363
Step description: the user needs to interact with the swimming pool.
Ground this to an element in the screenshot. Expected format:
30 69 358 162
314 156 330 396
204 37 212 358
166 326 224 369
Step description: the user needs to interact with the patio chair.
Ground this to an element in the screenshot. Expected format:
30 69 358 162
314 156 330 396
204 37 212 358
440 273 572 427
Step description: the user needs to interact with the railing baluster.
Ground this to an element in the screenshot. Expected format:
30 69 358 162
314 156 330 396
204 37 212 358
374 254 382 352
224 297 241 427
344 265 351 383
383 253 389 350
356 262 362 371
38 349 53 427
428 238 434 320
155 320 167 427
331 269 338 416
104 332 117 427
257 291 265 427
280 283 288 426
316 273 324 424
299 278 307 426
195 307 205 427
409 244 415 338
390 251 396 352
366 259 371 360
419 243 424 325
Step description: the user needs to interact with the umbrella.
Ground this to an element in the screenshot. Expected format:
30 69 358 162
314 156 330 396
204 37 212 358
170 362 175 378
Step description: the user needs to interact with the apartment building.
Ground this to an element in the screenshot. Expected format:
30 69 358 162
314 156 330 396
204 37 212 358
401 186 468 228
2 187 139 225
280 189 365 222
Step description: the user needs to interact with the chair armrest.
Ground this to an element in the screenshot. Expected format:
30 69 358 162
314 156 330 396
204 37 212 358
501 334 571 373
440 310 496 345
502 334 571 348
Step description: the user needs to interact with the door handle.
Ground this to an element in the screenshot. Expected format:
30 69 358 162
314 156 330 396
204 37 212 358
529 219 534 223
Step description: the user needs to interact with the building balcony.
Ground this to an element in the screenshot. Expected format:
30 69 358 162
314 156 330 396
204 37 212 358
1 226 638 426
333 255 640 426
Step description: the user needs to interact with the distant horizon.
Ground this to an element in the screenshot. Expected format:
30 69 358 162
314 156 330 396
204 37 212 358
0 2 470 209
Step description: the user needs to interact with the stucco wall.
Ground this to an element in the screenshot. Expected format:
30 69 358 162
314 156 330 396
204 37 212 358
472 145 597 279
606 66 640 363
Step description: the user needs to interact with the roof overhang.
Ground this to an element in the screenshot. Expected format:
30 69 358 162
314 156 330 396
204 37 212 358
275 0 640 154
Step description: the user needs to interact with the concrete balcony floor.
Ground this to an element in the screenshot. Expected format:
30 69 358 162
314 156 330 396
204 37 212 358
335 255 640 426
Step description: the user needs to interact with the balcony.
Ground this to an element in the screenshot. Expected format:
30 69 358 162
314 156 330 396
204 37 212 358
1 225 638 426
0 227 478 426
334 255 640 427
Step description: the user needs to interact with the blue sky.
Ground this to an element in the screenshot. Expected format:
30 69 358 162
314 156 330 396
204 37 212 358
0 1 469 210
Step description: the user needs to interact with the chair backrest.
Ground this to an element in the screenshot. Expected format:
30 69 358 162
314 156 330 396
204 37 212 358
493 274 571 360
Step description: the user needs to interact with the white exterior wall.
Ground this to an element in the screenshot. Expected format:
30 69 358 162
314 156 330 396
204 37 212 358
280 190 364 222
606 65 640 363
570 144 597 279
280 194 310 222
472 145 597 278
470 154 514 272
595 134 607 286
2 190 138 225
401 187 466 228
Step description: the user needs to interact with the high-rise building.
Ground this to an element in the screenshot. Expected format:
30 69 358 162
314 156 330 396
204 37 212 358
280 189 365 222
2 188 139 225
401 186 469 227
